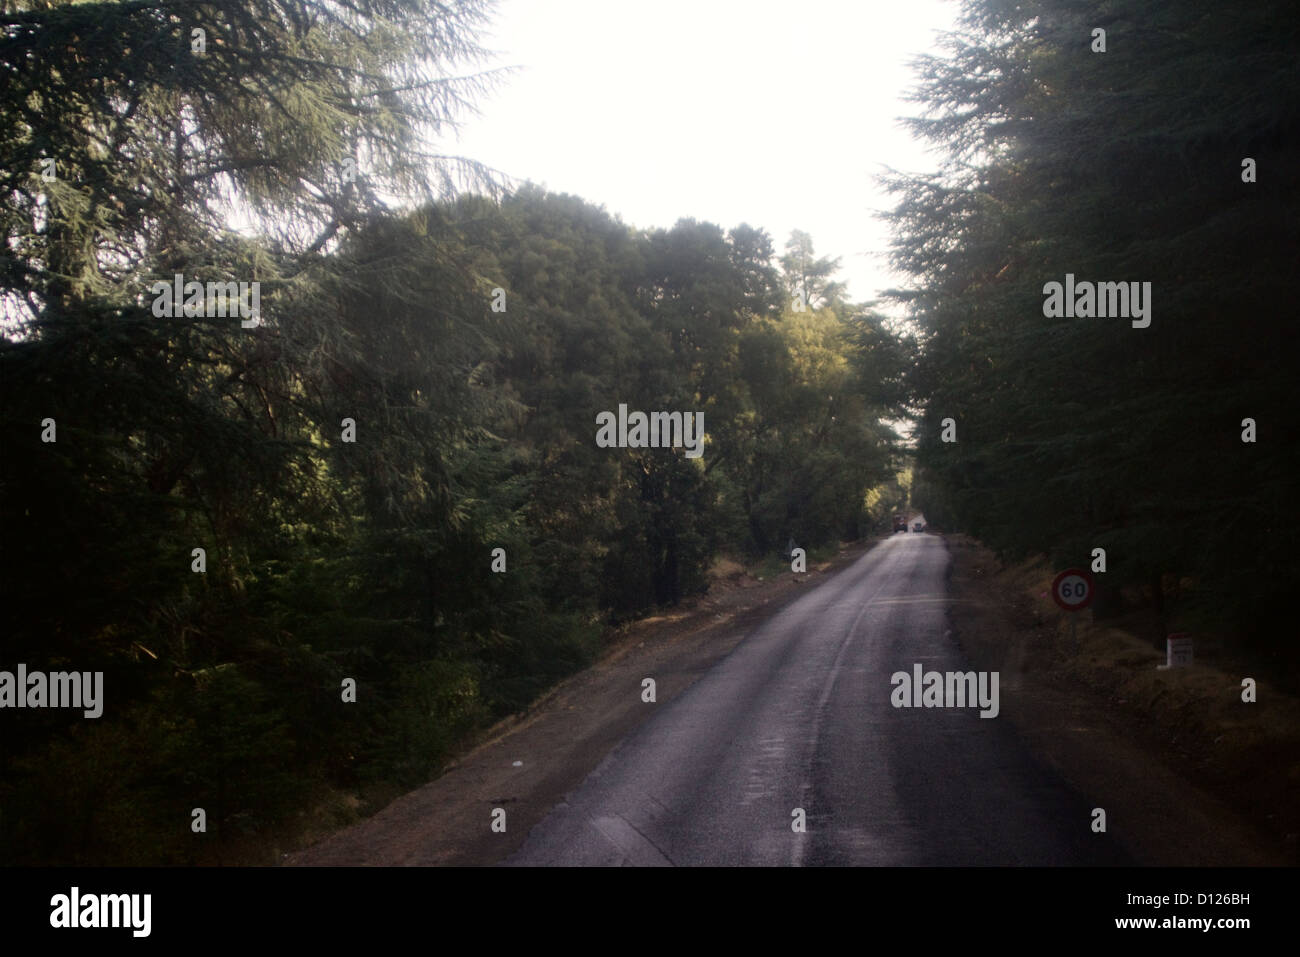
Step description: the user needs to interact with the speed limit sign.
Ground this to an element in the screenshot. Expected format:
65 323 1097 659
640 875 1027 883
1051 568 1095 612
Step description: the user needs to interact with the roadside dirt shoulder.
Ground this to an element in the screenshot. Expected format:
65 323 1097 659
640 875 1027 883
286 539 876 865
945 534 1297 866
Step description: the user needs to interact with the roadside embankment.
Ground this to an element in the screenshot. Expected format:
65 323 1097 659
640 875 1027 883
944 533 1298 866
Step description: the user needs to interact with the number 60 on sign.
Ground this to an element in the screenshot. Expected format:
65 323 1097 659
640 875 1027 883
1051 568 1094 612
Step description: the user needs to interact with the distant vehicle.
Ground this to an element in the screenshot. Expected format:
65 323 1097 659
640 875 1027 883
913 522 924 533
893 515 908 533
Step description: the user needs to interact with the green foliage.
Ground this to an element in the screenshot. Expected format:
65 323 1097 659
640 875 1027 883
0 3 910 864
780 229 848 311
889 0 1300 665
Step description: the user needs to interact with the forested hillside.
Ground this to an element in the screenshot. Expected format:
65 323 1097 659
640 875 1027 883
888 0 1299 673
0 1 908 863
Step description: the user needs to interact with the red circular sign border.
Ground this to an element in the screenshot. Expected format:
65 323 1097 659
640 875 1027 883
1051 568 1095 612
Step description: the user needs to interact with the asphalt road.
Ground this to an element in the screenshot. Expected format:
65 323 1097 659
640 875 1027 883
506 532 1129 866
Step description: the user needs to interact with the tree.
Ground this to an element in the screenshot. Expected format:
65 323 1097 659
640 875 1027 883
0 0 509 863
887 0 1300 657
779 228 847 311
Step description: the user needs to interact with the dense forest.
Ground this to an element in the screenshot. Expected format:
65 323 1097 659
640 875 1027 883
0 0 908 863
891 0 1299 672
2 0 1295 866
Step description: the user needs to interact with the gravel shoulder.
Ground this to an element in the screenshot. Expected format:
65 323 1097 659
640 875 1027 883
287 531 1296 866
285 539 877 865
945 534 1295 866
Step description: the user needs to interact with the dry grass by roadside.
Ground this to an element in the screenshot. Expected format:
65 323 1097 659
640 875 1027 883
946 533 1299 865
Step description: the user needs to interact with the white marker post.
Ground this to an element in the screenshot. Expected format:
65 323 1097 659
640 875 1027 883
1158 633 1193 670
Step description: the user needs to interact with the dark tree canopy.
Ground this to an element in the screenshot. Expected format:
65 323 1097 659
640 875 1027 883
887 0 1300 660
0 3 909 864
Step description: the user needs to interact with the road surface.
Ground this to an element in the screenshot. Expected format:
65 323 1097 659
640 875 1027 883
506 532 1128 866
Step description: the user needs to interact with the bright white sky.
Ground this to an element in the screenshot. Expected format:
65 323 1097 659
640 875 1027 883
452 0 959 308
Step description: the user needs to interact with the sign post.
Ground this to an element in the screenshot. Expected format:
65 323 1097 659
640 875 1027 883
1051 568 1095 649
